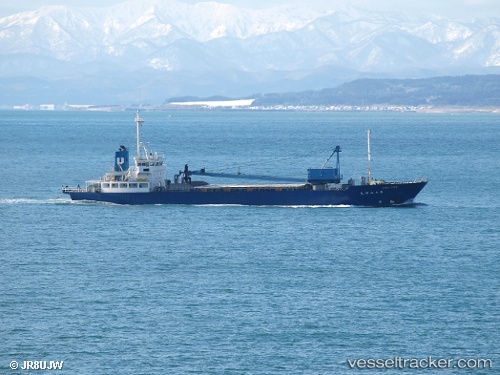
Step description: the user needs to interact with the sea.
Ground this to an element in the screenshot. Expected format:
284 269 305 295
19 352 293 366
1 109 498 374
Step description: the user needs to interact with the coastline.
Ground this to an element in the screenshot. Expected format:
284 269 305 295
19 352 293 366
2 103 499 113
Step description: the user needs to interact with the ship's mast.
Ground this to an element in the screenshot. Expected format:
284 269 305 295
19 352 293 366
135 110 144 158
367 129 372 184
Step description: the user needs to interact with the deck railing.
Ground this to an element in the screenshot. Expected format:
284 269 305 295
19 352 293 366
62 186 102 193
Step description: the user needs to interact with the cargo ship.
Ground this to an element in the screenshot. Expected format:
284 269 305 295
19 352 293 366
62 112 427 206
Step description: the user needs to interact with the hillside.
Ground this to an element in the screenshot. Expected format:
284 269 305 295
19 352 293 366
251 75 500 107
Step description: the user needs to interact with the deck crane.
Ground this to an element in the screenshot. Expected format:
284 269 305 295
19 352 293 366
188 146 343 186
306 146 342 185
320 146 341 170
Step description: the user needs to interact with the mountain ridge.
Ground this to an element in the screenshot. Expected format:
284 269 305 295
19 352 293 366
0 0 499 105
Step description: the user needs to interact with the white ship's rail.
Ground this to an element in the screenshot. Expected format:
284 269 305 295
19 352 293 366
62 186 88 193
62 179 102 193
388 178 428 184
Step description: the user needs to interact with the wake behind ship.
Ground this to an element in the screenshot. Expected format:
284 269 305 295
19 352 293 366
62 112 427 206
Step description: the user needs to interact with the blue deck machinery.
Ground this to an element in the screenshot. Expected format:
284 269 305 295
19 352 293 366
307 146 342 184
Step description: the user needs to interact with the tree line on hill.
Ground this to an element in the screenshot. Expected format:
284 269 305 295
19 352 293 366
166 75 499 107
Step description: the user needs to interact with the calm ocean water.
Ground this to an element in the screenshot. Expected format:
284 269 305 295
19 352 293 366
1 110 499 374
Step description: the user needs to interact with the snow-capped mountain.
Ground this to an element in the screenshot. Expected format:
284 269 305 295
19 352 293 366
0 0 498 104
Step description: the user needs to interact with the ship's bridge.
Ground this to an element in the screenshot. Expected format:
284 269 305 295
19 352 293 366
99 112 168 193
128 150 167 188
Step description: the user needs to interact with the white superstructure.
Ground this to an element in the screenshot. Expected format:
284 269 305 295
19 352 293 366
69 111 168 194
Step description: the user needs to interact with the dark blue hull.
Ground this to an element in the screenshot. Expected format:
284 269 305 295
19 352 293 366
64 181 427 206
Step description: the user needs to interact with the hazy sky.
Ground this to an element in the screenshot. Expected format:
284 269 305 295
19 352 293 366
0 0 498 18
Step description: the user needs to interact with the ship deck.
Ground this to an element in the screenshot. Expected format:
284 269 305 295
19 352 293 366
191 183 311 192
